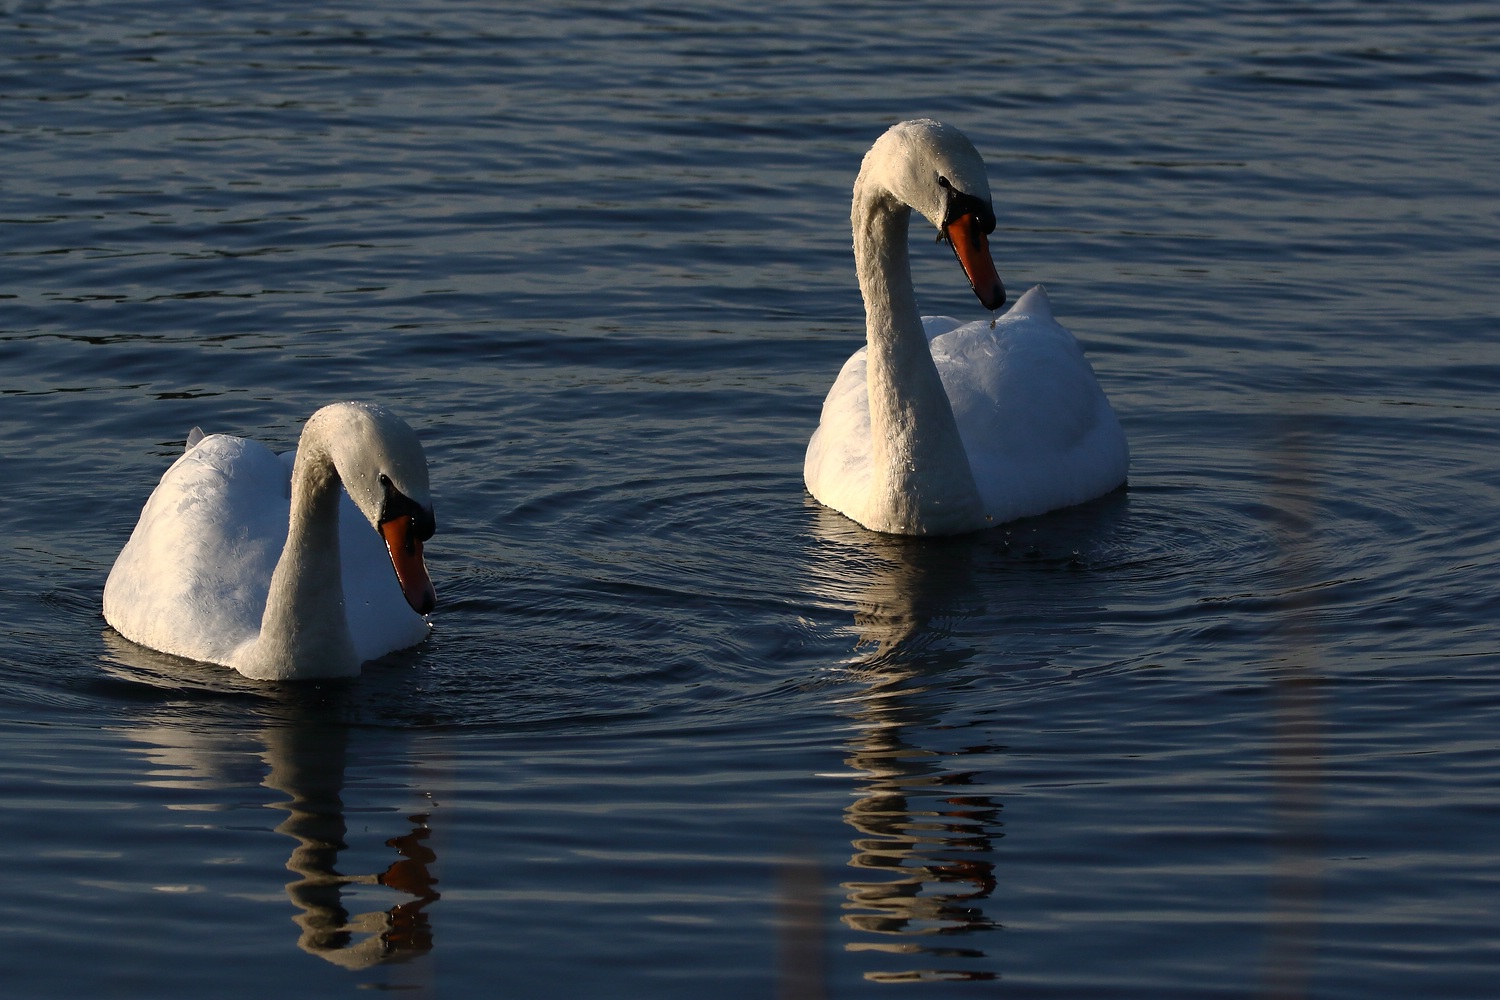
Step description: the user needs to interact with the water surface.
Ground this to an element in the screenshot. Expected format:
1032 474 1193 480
3 1 1499 996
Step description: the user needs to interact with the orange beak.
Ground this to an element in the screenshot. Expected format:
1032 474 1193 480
945 212 1006 312
380 516 437 615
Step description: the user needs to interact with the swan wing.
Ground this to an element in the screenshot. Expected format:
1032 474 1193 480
921 315 965 341
103 435 290 666
931 287 1128 522
804 346 876 523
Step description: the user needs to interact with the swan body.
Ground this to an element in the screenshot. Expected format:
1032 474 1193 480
103 402 438 681
804 119 1128 535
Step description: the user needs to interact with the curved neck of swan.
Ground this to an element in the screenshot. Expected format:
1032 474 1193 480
235 439 359 680
852 183 983 535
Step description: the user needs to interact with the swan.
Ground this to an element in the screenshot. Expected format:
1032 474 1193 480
804 119 1128 536
103 401 437 681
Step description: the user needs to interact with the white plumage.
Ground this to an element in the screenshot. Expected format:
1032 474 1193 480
805 120 1127 535
103 402 436 680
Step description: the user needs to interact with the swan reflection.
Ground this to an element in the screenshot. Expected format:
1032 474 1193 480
103 634 440 971
267 721 439 969
811 507 1004 983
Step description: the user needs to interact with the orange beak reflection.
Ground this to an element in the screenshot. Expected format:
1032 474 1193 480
945 212 1006 312
380 516 437 615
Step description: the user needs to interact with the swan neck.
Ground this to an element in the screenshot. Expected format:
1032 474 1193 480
853 192 925 347
851 182 984 535
242 437 358 678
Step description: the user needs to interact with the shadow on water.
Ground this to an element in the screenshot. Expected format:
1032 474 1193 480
99 632 443 975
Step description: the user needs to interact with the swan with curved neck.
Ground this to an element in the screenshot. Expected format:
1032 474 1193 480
103 402 437 681
805 119 1128 535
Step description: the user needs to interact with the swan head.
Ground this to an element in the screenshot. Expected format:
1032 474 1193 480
307 401 438 616
858 119 1006 311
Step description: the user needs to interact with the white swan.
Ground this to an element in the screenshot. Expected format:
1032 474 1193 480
103 402 437 681
804 119 1128 536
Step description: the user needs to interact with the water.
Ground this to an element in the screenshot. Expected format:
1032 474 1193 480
3 1 1499 995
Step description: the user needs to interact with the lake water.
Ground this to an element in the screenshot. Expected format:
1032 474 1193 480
3 1 1499 996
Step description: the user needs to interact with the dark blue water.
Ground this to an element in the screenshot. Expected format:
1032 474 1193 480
3 1 1499 996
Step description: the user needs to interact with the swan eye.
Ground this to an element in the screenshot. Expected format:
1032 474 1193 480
937 175 952 190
